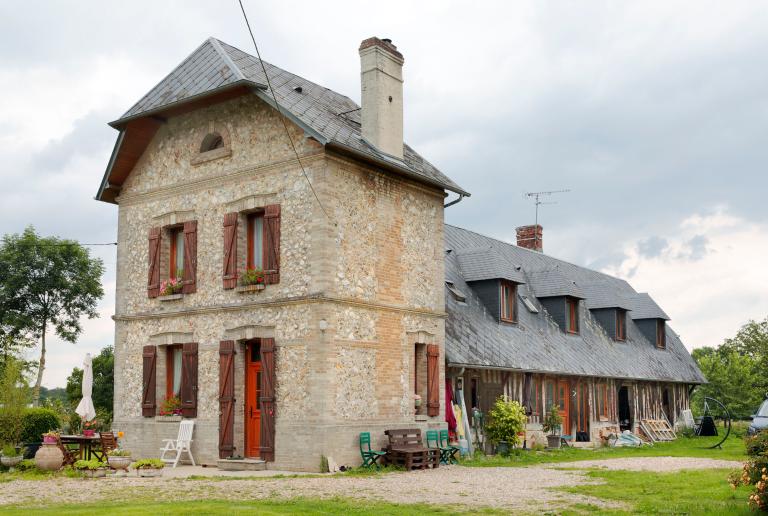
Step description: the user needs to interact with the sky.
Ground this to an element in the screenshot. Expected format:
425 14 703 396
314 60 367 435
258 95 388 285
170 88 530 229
2 0 767 387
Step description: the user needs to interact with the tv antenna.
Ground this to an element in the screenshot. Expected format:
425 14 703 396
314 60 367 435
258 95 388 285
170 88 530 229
525 189 571 228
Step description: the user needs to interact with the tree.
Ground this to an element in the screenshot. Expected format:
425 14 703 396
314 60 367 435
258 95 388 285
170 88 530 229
691 346 762 419
0 356 30 445
66 345 114 416
0 227 104 406
722 317 768 396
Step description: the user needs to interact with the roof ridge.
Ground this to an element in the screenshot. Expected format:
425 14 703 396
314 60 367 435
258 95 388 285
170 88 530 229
208 37 246 81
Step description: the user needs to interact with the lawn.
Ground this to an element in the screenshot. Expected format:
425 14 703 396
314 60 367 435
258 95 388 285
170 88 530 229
558 468 752 515
461 433 747 467
0 498 503 516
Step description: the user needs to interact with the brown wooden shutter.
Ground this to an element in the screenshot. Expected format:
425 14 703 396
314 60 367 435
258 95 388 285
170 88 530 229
263 204 281 285
259 337 276 461
147 228 162 298
426 344 440 417
142 345 157 417
219 341 235 458
223 212 238 289
182 220 197 294
180 342 198 418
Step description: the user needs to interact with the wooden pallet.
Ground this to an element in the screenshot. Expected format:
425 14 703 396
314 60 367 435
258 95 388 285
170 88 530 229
640 419 677 442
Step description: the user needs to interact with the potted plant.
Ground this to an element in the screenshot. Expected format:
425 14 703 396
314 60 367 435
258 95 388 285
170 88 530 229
107 449 132 475
239 268 266 291
542 405 563 449
160 395 182 416
73 459 109 478
82 418 98 437
414 394 422 408
485 396 527 456
35 432 64 471
132 458 165 477
0 444 24 470
160 276 184 297
42 431 59 445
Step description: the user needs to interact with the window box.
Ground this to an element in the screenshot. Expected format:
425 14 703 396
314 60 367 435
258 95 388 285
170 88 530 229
236 284 266 294
155 415 182 423
158 293 183 302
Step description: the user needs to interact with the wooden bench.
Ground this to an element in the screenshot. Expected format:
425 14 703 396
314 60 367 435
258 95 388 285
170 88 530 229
384 428 439 470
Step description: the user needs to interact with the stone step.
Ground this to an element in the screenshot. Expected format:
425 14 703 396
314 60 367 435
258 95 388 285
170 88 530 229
216 458 267 471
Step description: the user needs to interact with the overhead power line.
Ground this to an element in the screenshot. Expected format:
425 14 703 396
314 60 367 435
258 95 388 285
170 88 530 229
236 0 334 225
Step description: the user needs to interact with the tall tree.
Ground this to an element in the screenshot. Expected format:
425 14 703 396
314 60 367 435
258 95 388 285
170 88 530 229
0 227 104 406
691 346 762 419
722 317 768 395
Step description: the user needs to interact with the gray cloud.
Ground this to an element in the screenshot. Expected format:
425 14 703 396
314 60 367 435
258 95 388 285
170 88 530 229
637 236 669 259
684 234 710 261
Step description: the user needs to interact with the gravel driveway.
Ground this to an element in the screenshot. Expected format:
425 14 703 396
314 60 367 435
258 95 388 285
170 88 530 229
0 457 741 513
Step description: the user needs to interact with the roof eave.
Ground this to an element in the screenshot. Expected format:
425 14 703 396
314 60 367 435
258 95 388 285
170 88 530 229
326 141 470 196
95 130 125 204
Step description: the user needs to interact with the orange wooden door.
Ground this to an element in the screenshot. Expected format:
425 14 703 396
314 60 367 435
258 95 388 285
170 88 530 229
245 342 262 458
556 380 570 435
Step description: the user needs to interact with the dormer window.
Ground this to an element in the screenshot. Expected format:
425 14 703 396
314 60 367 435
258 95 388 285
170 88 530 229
500 281 517 323
566 297 579 334
656 320 666 349
616 309 626 341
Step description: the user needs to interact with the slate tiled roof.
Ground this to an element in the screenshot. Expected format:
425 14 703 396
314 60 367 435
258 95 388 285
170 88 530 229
114 37 467 196
627 293 670 320
581 282 634 310
444 225 706 384
455 246 526 283
526 270 585 299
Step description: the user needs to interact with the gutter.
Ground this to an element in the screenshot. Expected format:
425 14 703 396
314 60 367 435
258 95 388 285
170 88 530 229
444 193 465 209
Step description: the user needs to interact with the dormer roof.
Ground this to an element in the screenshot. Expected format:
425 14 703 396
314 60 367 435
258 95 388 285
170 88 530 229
455 246 526 284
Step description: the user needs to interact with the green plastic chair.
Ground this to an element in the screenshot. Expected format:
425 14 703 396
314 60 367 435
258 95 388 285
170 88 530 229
427 429 452 465
359 432 386 469
439 429 460 464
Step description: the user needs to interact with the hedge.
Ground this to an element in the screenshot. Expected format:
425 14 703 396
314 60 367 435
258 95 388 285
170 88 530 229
20 408 60 443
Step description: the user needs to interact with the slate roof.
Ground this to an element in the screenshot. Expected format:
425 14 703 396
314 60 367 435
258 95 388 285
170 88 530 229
627 293 670 320
112 37 467 196
444 225 706 384
455 247 526 284
581 282 634 311
527 270 585 299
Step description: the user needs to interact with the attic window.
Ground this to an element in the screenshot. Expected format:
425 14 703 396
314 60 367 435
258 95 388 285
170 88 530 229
519 294 539 313
656 320 666 349
200 132 224 153
446 281 466 303
616 309 627 341
566 297 579 334
500 280 517 323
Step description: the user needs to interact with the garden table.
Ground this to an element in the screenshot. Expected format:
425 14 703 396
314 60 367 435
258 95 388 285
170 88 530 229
60 434 101 461
383 429 439 470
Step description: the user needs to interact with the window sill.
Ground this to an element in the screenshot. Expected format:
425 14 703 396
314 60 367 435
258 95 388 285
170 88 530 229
236 284 266 294
155 415 182 423
414 415 428 422
190 147 231 166
158 293 184 302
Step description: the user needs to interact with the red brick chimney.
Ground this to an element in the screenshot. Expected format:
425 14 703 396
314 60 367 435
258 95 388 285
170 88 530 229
516 225 543 252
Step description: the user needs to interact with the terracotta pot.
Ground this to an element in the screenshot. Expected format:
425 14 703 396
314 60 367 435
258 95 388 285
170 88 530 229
35 443 64 471
137 467 164 477
83 430 95 437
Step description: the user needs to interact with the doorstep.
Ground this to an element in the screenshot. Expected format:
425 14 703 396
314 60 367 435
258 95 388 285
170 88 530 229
216 458 267 471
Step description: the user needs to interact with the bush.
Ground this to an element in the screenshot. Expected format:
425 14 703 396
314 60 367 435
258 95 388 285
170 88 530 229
485 396 527 447
746 432 768 458
542 405 563 436
16 459 37 471
729 432 768 511
20 408 59 444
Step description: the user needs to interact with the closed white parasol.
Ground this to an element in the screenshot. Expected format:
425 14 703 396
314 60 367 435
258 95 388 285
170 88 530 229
75 353 96 421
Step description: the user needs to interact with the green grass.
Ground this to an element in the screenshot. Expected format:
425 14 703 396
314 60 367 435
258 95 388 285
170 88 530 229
461 434 747 467
0 497 504 515
557 468 752 515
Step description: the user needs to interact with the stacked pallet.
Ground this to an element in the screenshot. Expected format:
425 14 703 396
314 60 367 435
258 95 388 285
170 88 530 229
639 419 677 442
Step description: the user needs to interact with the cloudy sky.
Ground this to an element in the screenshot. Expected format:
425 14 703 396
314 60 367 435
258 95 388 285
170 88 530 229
2 1 767 387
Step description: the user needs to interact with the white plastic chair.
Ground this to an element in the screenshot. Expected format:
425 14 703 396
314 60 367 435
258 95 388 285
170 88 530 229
681 409 695 429
160 420 195 468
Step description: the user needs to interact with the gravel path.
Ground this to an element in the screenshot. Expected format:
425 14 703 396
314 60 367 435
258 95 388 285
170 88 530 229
0 457 739 513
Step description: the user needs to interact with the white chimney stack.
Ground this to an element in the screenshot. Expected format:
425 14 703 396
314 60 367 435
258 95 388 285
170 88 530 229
359 37 404 159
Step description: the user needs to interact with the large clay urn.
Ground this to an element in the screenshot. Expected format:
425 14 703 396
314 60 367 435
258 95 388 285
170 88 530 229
35 443 64 471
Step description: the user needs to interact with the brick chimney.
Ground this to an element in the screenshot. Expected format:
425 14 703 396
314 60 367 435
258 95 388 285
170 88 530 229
516 225 543 252
359 37 404 159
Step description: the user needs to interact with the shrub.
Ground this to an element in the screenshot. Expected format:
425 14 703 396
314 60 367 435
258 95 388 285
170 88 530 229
132 458 164 469
16 459 37 471
485 396 527 447
20 408 60 444
729 432 768 511
1 444 22 456
746 432 768 458
542 405 563 436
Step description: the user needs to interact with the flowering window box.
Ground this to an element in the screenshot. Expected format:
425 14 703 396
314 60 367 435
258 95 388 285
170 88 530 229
158 293 183 302
235 284 266 294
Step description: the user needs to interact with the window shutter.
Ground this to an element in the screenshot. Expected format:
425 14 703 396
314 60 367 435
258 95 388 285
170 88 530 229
223 212 238 289
263 204 281 285
182 220 198 294
219 340 235 458
260 337 276 461
147 228 162 298
426 344 440 417
181 342 198 418
142 345 157 417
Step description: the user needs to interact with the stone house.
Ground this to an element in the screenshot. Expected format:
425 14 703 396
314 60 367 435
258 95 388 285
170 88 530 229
444 224 705 447
97 37 467 470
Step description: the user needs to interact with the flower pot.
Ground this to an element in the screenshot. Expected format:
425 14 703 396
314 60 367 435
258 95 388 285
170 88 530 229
137 467 164 477
43 436 58 444
1 455 23 470
496 440 510 456
82 468 107 478
414 399 422 407
107 456 132 472
83 430 95 437
546 435 561 449
35 443 64 471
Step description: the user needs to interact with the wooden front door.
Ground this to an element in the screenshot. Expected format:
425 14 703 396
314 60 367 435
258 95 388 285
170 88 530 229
556 380 571 435
245 340 262 458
